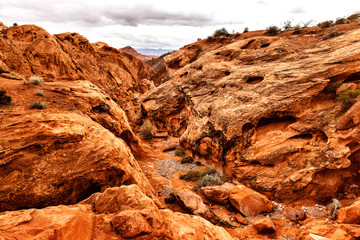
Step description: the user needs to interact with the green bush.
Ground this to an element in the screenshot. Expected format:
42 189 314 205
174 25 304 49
195 161 202 166
318 20 333 28
264 25 281 36
0 90 11 105
335 17 349 25
139 121 153 140
30 100 47 109
347 12 360 21
179 170 202 181
29 76 44 85
243 27 249 33
213 28 230 37
199 174 223 187
35 91 44 96
179 167 220 181
175 146 186 156
180 156 194 164
336 89 360 101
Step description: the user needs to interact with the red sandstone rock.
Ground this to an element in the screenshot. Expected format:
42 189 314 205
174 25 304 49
142 27 360 203
234 213 248 225
253 218 276 234
0 185 234 240
162 140 178 151
337 198 360 224
229 184 273 217
176 191 211 219
201 182 235 204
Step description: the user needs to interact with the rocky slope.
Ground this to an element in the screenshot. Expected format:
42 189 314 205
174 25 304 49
142 23 360 206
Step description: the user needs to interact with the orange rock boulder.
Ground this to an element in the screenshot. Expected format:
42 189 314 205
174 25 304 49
229 184 273 217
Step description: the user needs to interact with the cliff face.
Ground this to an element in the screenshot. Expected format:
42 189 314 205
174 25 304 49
142 24 360 203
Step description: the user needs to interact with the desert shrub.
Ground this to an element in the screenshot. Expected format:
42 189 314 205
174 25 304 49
347 12 360 21
175 146 186 156
323 27 341 40
139 121 153 140
336 89 360 101
180 156 194 164
335 17 349 25
282 20 292 30
0 90 11 105
35 91 44 96
213 28 230 37
318 20 334 28
195 161 202 166
179 170 202 181
179 167 218 181
264 25 281 36
206 36 215 42
199 174 223 187
0 67 10 74
197 38 202 41
30 100 47 109
29 76 44 85
302 20 313 27
243 27 249 33
164 192 177 204
324 82 341 94
13 23 18 27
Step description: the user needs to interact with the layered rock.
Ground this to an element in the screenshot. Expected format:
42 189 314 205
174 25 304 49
0 185 234 240
142 27 360 202
0 79 155 211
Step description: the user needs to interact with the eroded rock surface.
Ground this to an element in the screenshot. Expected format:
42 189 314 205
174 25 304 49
142 27 360 203
0 185 234 240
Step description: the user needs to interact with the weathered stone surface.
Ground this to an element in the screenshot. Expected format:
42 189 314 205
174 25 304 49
162 140 178 151
176 191 211 219
0 185 234 240
297 219 360 240
142 27 360 203
253 218 276 234
0 80 156 211
234 213 248 225
201 182 235 204
229 184 273 217
93 185 158 214
337 198 360 224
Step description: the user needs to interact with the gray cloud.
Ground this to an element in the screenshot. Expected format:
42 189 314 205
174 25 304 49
103 5 212 27
0 1 212 27
290 7 306 14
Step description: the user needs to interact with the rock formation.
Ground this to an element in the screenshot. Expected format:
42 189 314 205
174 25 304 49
142 24 360 204
1 20 360 240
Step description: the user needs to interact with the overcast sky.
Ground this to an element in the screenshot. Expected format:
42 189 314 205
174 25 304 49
0 0 359 50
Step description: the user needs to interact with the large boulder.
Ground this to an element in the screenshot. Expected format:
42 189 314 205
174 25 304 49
229 184 273 217
201 182 235 204
337 198 360 224
176 191 211 219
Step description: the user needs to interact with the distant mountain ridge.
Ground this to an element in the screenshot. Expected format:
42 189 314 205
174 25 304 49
120 46 156 62
136 48 175 56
